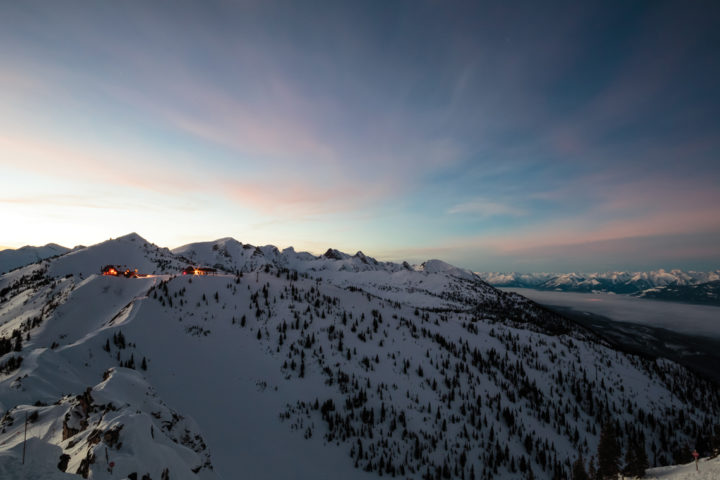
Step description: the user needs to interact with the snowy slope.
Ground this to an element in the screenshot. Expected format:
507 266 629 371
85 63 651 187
1 234 719 480
0 244 70 275
48 233 185 278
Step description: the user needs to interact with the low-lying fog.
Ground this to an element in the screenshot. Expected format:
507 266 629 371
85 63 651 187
503 288 720 339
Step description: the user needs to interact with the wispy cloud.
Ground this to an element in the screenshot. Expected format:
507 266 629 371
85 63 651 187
220 178 392 217
447 199 525 217
1 1 718 270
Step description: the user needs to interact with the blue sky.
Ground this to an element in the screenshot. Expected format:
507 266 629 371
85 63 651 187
1 1 719 272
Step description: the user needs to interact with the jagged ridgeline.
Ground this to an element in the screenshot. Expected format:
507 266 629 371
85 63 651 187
0 233 718 479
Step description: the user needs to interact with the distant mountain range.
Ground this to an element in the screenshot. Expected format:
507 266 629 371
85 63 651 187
3 243 718 307
477 270 720 305
0 243 70 275
637 280 720 305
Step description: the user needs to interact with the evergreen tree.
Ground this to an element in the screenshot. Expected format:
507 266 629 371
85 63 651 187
572 454 589 480
637 433 649 473
597 421 621 479
622 440 649 478
623 445 637 478
587 457 597 480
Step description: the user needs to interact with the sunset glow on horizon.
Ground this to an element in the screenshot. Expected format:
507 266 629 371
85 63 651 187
2 1 719 272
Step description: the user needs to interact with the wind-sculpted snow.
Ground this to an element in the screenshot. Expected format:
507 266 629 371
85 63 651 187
0 234 718 479
0 368 214 480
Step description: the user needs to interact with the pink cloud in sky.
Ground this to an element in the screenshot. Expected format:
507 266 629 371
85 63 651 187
401 173 720 266
481 205 720 256
1 38 467 221
0 47 340 175
121 73 463 180
0 131 391 218
168 111 336 167
221 177 391 217
0 70 44 95
0 134 196 195
447 199 526 217
456 208 720 258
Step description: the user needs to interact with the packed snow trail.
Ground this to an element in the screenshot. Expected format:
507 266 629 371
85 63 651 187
644 456 720 479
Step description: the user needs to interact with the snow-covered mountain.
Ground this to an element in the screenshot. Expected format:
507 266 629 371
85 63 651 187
479 269 720 301
477 272 556 289
636 280 720 306
1 234 718 479
172 237 409 275
0 243 70 275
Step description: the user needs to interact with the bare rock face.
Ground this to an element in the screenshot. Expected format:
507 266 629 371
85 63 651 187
76 451 95 478
87 428 102 445
323 248 343 260
77 387 95 416
62 393 93 441
62 412 80 441
103 424 123 448
57 453 70 472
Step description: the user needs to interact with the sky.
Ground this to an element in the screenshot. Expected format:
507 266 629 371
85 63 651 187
1 0 719 272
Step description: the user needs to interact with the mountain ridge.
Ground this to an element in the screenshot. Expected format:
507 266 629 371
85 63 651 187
0 234 718 479
0 243 71 275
